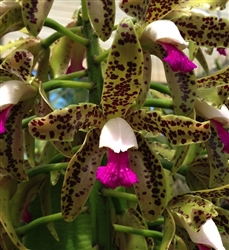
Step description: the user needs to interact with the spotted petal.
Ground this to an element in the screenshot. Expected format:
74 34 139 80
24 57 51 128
172 12 229 48
0 100 34 181
102 18 143 119
21 0 54 36
130 133 167 222
126 109 211 146
0 49 34 82
86 0 115 41
0 5 24 37
61 129 106 221
29 104 105 142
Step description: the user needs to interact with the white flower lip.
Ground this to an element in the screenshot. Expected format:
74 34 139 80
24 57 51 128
195 99 229 127
180 218 226 250
140 20 189 50
0 80 37 111
99 117 138 153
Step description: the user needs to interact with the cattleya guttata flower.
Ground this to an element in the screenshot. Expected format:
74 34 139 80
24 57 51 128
0 49 38 181
29 18 211 223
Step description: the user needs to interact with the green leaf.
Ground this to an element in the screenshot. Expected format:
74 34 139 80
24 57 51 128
0 49 34 82
149 142 175 161
0 175 27 250
102 18 144 119
61 129 106 221
160 209 175 250
0 6 24 38
86 0 115 41
21 0 54 36
29 104 106 142
126 109 211 146
130 133 167 222
195 47 209 75
173 12 229 48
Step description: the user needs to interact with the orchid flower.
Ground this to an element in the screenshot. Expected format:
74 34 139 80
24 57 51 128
28 18 211 223
195 99 229 153
180 218 226 250
216 48 227 56
0 80 36 134
140 20 197 73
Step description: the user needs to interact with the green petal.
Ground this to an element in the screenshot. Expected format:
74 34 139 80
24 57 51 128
127 109 211 146
130 133 167 222
102 18 143 119
0 6 24 37
0 175 27 250
49 31 74 78
29 104 105 141
195 47 209 75
169 194 217 231
61 129 106 221
136 50 152 108
180 0 228 10
205 123 228 187
160 208 176 250
0 49 34 82
86 0 115 41
173 12 229 48
0 101 34 181
21 0 54 36
23 128 36 167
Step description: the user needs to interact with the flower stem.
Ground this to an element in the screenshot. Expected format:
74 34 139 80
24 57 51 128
150 82 171 96
55 70 87 80
16 207 88 237
101 188 138 202
44 18 89 46
113 224 163 240
42 80 94 92
94 49 110 64
41 27 82 48
143 99 173 109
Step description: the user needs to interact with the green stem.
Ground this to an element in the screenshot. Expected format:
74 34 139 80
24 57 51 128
94 49 110 64
16 207 88 237
101 188 137 203
22 115 36 129
150 82 171 96
43 80 94 92
44 18 89 46
27 163 68 178
41 27 82 48
113 224 163 240
90 182 112 250
143 99 173 109
55 70 87 80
